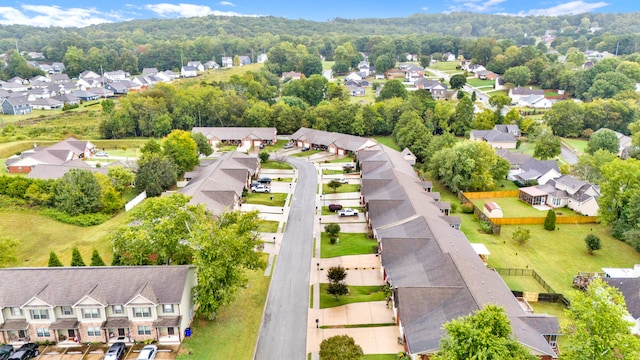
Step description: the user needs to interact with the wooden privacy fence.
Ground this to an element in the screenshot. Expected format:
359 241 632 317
496 268 571 307
461 190 520 199
491 216 599 225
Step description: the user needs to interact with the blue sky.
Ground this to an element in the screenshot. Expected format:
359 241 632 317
0 0 638 28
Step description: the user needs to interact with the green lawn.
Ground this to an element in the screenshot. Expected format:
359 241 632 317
0 159 6 174
216 145 237 152
272 177 293 182
361 355 398 360
469 197 581 218
322 183 360 194
466 78 494 88
501 275 548 293
327 156 355 163
260 160 293 170
0 210 126 266
321 232 376 258
177 258 270 360
291 149 323 157
322 61 335 71
429 62 460 71
348 87 377 104
319 284 387 309
257 220 279 233
373 136 401 151
263 139 290 152
562 138 588 155
243 192 287 207
322 169 345 175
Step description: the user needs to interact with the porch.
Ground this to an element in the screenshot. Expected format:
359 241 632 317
0 319 29 345
154 316 182 345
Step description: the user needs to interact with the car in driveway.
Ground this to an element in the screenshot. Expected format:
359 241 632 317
301 147 310 152
0 345 13 360
7 344 38 360
103 342 126 360
95 151 109 157
328 204 343 212
336 178 348 184
337 208 359 217
257 177 272 184
136 345 157 360
251 184 270 193
283 143 294 149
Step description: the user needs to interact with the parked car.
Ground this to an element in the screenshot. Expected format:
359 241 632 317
250 181 260 188
337 208 359 217
252 185 270 193
257 177 272 184
328 204 343 212
8 344 38 360
301 147 310 152
0 345 13 360
342 163 355 170
136 345 157 360
283 143 294 149
336 178 348 184
103 342 126 360
95 151 109 157
15 345 37 357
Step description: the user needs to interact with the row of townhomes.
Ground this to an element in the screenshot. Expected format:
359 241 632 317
357 144 560 359
0 266 196 345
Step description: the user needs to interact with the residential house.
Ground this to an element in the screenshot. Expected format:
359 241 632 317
221 57 233 68
186 61 204 72
204 61 219 69
476 70 497 80
344 72 363 82
495 76 506 90
257 54 268 64
403 64 424 83
346 85 366 97
357 61 372 76
494 124 521 139
29 98 63 110
0 266 196 345
238 56 252 66
412 79 448 100
27 52 45 60
322 70 333 81
79 71 101 79
603 265 640 335
511 157 561 185
52 94 81 105
281 71 302 81
157 71 178 82
104 82 130 95
91 87 114 98
405 54 419 62
518 175 600 216
103 71 129 82
401 148 416 166
5 137 95 173
358 144 559 359
70 90 99 101
1 82 29 93
191 127 277 150
51 62 65 74
1 96 32 115
142 68 159 76
518 95 554 109
509 87 545 103
180 151 259 214
442 52 456 61
345 79 370 87
290 127 378 156
470 129 517 149
26 159 107 180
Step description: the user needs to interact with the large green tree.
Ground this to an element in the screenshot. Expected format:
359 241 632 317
191 132 213 157
319 335 363 360
598 158 640 227
54 169 102 216
543 101 584 138
135 153 178 197
432 304 536 360
586 129 620 155
561 278 640 360
429 140 509 193
534 132 561 160
162 130 199 177
449 74 467 89
377 80 408 101
571 150 617 184
503 66 531 87
70 247 86 267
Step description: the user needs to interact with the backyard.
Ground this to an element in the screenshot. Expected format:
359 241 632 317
469 196 581 218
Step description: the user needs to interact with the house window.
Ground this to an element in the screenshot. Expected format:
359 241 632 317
87 327 101 336
82 308 100 319
137 326 151 335
552 198 561 206
29 309 49 320
134 307 151 318
163 304 174 314
112 305 124 315
11 307 23 316
62 306 73 315
36 328 51 337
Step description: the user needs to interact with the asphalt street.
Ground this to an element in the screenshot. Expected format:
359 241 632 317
254 157 317 360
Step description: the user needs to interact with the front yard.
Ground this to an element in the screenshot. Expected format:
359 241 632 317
319 284 387 309
320 232 375 258
322 183 360 194
243 192 287 207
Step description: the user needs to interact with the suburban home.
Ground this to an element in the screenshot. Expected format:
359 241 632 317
187 61 204 72
517 94 555 109
494 124 521 139
442 52 456 61
0 266 196 346
1 96 32 115
53 94 81 105
49 74 70 83
1 82 29 93
52 62 66 74
359 144 560 359
281 71 302 81
104 82 130 95
180 66 198 78
403 64 425 83
511 158 561 185
103 71 129 82
26 159 108 180
495 76 506 90
412 79 448 100
290 127 378 156
221 57 233 68
345 72 363 82
357 61 372 76
181 151 259 215
29 97 64 110
142 68 159 76
70 90 99 101
191 127 277 150
345 79 370 87
518 175 600 216
603 266 640 335
401 148 416 166
257 54 268 64
5 137 96 173
476 70 497 80
469 128 517 149
509 87 545 103
346 85 366 97
204 61 219 69
238 56 252 66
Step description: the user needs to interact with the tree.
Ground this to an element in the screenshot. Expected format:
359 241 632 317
107 166 135 194
544 210 556 231
489 94 511 123
420 55 431 68
374 53 396 74
48 251 63 267
319 335 363 360
135 153 178 197
54 169 102 216
586 129 619 155
584 234 601 255
324 223 341 244
327 180 342 193
331 61 350 74
449 74 466 89
429 140 509 193
571 150 617 184
503 66 531 87
586 72 635 100
70 247 86 266
377 80 408 101
432 304 536 360
300 54 323 77
543 101 584 138
233 55 240 67
451 97 474 136
0 237 19 268
258 151 270 163
512 227 531 246
534 132 561 160
192 132 213 157
90 249 106 266
326 266 349 300
562 278 640 360
162 130 199 177
598 158 640 227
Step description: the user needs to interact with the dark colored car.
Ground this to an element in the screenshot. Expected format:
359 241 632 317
7 343 38 360
257 177 272 184
301 147 310 152
0 345 14 360
103 342 126 360
328 204 343 212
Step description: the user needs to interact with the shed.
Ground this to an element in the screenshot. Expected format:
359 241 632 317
483 201 503 218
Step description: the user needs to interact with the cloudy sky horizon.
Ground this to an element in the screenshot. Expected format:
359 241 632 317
0 0 638 28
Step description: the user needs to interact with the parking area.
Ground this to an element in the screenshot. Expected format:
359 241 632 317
35 343 178 360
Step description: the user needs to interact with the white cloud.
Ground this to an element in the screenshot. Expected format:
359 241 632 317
505 1 610 16
219 1 236 6
446 0 507 13
0 5 119 27
145 3 260 18
421 7 429 11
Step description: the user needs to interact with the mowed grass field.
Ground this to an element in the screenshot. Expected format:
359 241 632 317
0 210 126 266
469 197 581 218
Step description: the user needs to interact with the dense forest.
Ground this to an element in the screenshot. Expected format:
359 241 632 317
1 12 640 75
